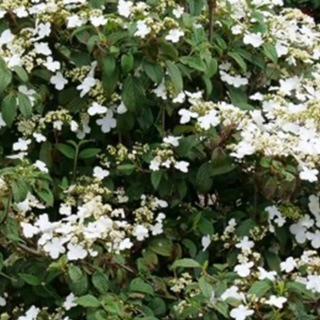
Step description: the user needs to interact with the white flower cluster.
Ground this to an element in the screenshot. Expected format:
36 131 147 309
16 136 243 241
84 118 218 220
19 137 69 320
178 64 320 181
21 190 167 261
207 218 320 320
149 136 190 173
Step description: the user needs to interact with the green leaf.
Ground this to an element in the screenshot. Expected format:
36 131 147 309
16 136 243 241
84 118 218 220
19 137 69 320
180 56 206 72
56 143 76 159
228 51 247 72
79 148 101 159
151 171 163 190
129 278 154 295
17 93 32 118
34 187 54 207
213 301 229 318
187 0 205 15
2 93 17 127
121 54 134 73
228 87 252 110
77 294 101 308
13 66 29 82
196 162 213 193
206 58 218 78
12 180 29 203
68 265 88 295
248 281 272 298
0 58 12 93
172 258 202 269
92 271 110 294
149 238 173 257
102 55 118 96
143 61 164 84
263 43 278 63
166 61 183 93
122 76 145 112
199 276 214 298
19 273 41 286
116 163 135 175
286 281 316 300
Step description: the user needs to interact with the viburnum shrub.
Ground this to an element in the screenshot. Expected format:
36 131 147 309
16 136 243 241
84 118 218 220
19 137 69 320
1 0 320 319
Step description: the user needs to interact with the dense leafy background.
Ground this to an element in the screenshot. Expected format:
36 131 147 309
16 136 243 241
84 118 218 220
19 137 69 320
0 0 320 319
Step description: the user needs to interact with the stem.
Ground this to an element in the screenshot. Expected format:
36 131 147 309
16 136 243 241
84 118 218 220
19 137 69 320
72 144 80 182
208 0 217 42
16 243 43 257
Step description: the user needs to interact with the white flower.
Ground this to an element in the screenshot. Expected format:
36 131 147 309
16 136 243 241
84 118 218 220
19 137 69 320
34 42 52 55
221 286 244 301
77 76 97 97
119 238 133 250
306 275 320 293
172 91 186 104
13 138 31 151
43 237 66 259
59 204 72 216
133 224 149 241
201 235 211 251
220 71 249 88
149 159 161 171
266 295 287 309
299 167 318 182
235 236 254 252
243 32 264 48
165 28 184 43
88 102 107 116
275 42 288 57
90 15 107 27
96 110 117 133
118 0 133 18
50 72 68 90
151 222 164 235
93 166 109 180
0 296 6 307
15 7 28 18
33 133 47 143
178 109 198 124
308 195 320 224
0 113 6 129
279 76 300 95
258 267 277 281
0 29 14 46
172 6 184 18
21 222 39 238
53 120 63 130
134 20 151 39
231 141 255 159
63 293 77 310
174 161 189 173
234 261 254 277
117 102 127 114
34 160 48 173
44 57 61 72
163 136 181 147
230 305 254 320
67 15 86 28
198 110 220 130
67 243 88 261
34 22 51 40
231 25 243 35
307 230 320 249
18 306 40 320
153 81 167 100
280 257 297 273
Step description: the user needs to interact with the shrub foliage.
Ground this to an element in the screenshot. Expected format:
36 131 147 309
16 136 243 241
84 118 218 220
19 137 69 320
0 0 320 319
